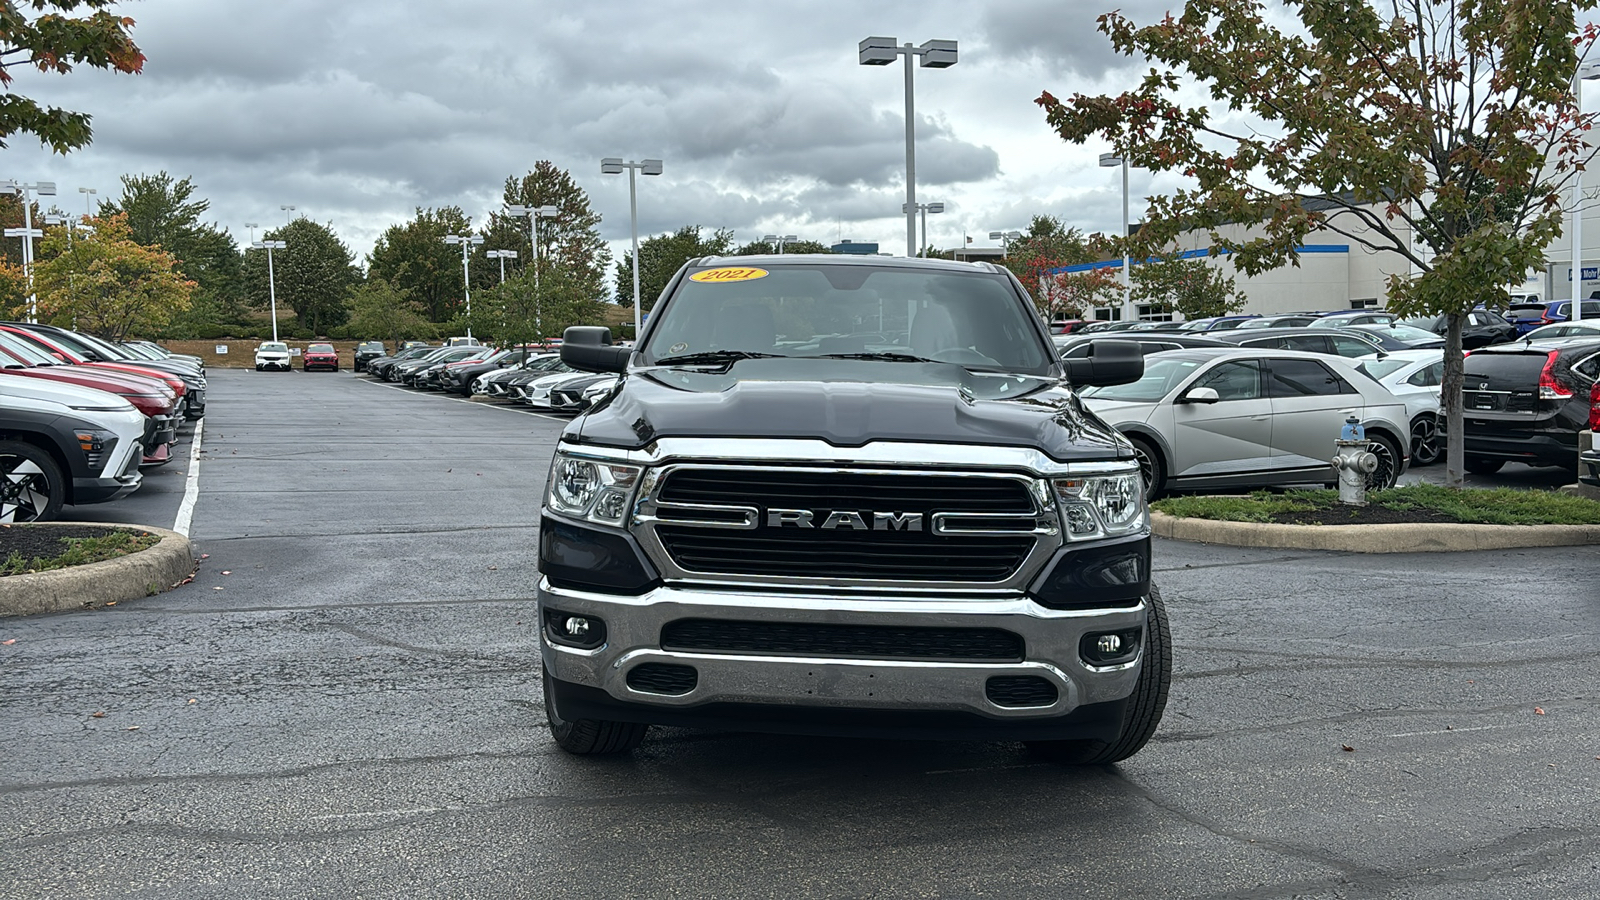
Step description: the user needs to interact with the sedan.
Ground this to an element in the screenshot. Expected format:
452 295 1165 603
1522 322 1600 342
1397 310 1516 348
1079 348 1411 499
1213 327 1389 357
1356 349 1445 465
302 343 339 371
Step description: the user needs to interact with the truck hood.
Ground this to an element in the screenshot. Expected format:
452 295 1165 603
569 359 1130 462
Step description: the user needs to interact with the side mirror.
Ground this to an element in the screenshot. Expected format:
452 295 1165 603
561 326 630 374
1180 386 1221 404
1060 339 1144 387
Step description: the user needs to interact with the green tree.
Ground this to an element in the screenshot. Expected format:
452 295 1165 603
1047 266 1126 321
367 206 473 323
615 225 734 312
486 161 611 302
32 213 193 339
732 238 832 255
0 1 145 152
348 278 435 349
463 261 605 347
1037 0 1599 484
241 219 360 337
98 171 244 322
1129 252 1246 320
1002 216 1110 317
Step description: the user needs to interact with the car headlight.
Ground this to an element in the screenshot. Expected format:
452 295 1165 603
546 451 643 526
1051 470 1147 541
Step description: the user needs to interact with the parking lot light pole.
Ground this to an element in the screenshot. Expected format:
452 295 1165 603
761 233 798 254
487 248 517 284
281 204 296 225
904 202 944 256
251 240 287 342
859 36 957 258
1100 152 1135 322
987 229 1021 256
1 181 57 323
1572 61 1600 320
602 158 663 339
443 234 486 339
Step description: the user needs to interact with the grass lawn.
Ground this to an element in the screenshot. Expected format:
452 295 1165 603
1153 484 1600 526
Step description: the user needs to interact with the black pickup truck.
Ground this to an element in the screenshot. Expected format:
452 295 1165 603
537 255 1168 764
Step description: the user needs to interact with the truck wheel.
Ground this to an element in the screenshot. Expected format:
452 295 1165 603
1026 583 1172 766
0 440 66 523
543 670 649 755
1465 456 1504 475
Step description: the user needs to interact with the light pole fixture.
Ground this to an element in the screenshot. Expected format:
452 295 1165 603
281 204 296 224
1 180 56 323
1101 151 1136 322
601 157 663 339
245 222 258 244
251 239 287 342
443 233 486 338
761 233 799 254
506 204 560 337
1573 60 1600 320
486 248 518 284
988 230 1021 255
78 186 96 217
859 35 957 258
903 202 945 256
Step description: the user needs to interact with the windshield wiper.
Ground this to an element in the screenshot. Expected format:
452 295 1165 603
816 351 939 363
652 350 786 366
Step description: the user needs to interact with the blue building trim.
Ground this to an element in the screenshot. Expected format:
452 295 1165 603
1046 244 1349 275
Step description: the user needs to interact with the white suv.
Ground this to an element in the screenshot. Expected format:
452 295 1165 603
255 341 291 371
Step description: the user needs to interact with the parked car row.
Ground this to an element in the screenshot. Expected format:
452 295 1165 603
0 325 208 522
255 341 343 372
358 342 620 415
1059 325 1600 482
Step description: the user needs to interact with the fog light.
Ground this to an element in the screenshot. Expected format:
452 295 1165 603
1080 628 1141 666
543 607 607 650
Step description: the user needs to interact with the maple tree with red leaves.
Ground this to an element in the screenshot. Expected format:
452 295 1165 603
1037 0 1600 485
1 0 144 153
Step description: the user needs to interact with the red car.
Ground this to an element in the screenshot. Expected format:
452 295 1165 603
0 329 179 465
303 343 340 371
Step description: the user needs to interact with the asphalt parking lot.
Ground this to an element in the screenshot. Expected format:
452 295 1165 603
2 369 1598 899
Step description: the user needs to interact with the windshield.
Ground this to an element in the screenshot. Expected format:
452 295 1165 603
1358 358 1412 379
1358 324 1440 342
644 263 1052 374
0 330 57 366
260 343 288 352
1080 356 1206 402
308 344 334 353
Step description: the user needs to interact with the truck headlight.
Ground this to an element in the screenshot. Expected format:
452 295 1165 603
1051 471 1147 541
547 452 643 525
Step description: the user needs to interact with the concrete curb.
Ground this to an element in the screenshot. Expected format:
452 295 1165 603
1151 511 1600 553
0 523 194 617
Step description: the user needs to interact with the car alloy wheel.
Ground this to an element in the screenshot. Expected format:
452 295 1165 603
1364 434 1401 492
1409 415 1441 466
0 440 65 523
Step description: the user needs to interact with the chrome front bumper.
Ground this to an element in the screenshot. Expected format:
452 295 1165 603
538 579 1147 721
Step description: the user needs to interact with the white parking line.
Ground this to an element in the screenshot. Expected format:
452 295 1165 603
356 377 572 421
172 417 204 536
1382 724 1519 738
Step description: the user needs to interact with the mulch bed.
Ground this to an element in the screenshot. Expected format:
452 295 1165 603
0 525 145 561
1268 506 1461 526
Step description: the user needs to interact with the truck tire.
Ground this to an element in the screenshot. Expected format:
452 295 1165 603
0 440 66 523
1026 583 1172 765
543 670 649 755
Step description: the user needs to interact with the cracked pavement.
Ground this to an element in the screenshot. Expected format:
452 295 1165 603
2 369 1598 899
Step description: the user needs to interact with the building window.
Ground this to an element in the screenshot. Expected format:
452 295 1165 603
1137 304 1173 322
1350 298 1379 309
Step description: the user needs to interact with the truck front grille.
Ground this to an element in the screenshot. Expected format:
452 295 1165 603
661 619 1025 662
649 468 1044 584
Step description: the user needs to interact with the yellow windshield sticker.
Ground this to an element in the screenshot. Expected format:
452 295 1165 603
689 267 768 284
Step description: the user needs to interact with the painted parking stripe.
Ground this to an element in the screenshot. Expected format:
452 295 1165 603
173 417 204 536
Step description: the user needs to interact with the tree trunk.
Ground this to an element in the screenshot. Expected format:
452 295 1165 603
1442 312 1466 487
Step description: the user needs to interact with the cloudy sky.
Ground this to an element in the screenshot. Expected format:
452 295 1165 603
5 0 1184 265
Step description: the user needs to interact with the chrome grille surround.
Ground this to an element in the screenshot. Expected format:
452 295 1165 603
630 460 1064 594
